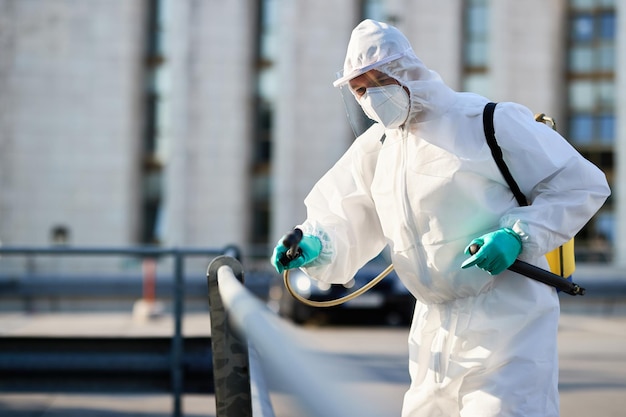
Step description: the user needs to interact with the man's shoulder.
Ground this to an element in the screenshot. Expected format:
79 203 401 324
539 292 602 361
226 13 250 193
449 92 491 117
353 123 386 154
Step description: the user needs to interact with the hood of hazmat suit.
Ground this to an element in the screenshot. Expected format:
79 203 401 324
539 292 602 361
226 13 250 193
296 19 610 417
333 19 458 131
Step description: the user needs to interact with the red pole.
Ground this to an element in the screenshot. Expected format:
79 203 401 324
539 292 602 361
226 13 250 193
142 258 157 303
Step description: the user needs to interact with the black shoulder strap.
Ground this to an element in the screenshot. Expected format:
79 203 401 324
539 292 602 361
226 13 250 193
483 102 529 207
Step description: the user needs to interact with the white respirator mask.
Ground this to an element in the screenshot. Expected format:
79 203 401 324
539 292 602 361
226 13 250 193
358 84 410 129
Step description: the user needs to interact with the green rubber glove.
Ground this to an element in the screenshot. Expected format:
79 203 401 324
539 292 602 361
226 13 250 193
461 227 522 275
271 234 322 274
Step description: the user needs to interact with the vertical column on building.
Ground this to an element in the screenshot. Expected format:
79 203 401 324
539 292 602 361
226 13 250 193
615 2 626 266
391 0 463 90
161 1 255 249
490 1 566 118
271 1 356 242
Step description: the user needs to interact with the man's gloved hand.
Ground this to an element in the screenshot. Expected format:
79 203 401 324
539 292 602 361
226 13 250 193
271 234 322 274
461 227 522 275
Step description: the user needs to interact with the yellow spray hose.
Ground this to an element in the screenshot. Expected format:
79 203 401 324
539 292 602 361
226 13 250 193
283 263 396 307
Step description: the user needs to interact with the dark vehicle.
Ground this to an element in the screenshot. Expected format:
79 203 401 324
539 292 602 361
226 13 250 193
267 252 415 325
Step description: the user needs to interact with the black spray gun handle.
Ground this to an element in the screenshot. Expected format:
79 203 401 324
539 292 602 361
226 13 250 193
468 244 585 296
279 228 304 267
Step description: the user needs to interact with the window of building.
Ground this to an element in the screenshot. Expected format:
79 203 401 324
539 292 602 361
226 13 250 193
361 0 386 21
565 0 615 260
140 0 166 244
250 0 278 248
462 0 490 97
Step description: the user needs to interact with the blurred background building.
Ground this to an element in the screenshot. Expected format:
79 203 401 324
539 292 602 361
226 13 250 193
0 0 621 271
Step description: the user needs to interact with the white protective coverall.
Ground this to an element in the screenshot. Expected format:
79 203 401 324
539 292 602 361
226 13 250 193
297 20 611 417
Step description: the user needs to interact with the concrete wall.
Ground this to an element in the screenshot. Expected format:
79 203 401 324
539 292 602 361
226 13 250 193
0 0 146 247
390 0 464 90
160 0 256 249
491 0 566 121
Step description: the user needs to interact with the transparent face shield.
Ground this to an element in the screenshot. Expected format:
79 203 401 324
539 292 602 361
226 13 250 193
334 52 409 137
337 79 375 138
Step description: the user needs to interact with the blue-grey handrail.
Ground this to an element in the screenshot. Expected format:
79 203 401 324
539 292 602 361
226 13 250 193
0 246 234 256
0 245 240 417
207 256 387 417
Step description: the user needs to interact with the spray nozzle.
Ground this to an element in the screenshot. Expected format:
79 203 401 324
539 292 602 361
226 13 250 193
279 228 304 267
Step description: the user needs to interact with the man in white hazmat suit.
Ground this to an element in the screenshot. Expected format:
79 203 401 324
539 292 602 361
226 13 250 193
271 19 610 416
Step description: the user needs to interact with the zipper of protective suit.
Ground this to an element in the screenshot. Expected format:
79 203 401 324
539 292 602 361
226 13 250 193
399 127 418 253
400 129 447 383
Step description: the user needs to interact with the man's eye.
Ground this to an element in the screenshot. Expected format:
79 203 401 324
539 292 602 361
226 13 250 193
355 87 366 96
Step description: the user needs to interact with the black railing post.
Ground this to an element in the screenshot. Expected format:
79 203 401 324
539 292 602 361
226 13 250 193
172 249 184 417
207 256 252 417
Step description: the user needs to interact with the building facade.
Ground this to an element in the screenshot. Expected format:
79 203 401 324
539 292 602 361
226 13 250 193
0 0 620 272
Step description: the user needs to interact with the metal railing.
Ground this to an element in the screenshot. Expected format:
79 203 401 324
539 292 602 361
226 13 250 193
206 256 387 417
0 244 240 417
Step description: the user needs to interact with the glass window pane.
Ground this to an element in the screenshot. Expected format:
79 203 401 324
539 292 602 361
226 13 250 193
260 35 278 61
595 211 615 244
252 174 270 200
464 74 490 97
260 0 278 59
571 14 595 42
569 46 595 73
261 0 278 28
598 81 615 110
569 81 595 111
569 114 594 144
258 70 277 101
598 114 615 144
465 40 487 67
598 0 615 8
599 13 616 39
571 0 596 10
467 6 488 36
363 0 385 20
598 44 615 71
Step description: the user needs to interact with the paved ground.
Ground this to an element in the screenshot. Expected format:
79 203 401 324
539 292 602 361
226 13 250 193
0 310 625 416
557 314 626 417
